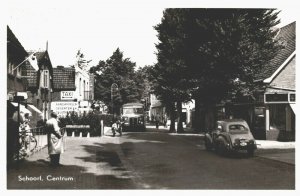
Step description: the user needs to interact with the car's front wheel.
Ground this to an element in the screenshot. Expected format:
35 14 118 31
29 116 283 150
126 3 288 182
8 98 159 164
204 138 212 151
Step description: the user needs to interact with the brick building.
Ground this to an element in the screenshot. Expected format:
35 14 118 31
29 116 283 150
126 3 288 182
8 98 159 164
258 22 296 141
228 22 296 141
50 65 94 117
25 50 54 126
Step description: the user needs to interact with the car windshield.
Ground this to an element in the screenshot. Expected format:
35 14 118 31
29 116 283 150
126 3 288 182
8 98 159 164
228 124 248 133
123 108 143 115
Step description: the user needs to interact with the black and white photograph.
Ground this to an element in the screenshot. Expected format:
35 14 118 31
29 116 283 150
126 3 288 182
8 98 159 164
3 0 297 191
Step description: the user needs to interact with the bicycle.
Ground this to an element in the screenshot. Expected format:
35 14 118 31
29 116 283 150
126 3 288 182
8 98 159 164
18 130 37 156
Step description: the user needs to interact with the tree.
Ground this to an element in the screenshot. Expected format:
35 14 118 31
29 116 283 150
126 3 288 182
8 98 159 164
153 8 281 131
90 48 141 114
153 9 193 133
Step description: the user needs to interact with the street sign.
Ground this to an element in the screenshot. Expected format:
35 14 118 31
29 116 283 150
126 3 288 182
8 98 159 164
61 91 75 100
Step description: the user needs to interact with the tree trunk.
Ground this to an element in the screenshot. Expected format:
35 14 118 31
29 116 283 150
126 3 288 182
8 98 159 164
169 102 176 132
176 101 184 133
194 97 201 131
204 105 216 131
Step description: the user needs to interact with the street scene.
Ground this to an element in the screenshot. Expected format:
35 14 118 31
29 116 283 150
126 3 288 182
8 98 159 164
6 0 296 190
7 125 295 189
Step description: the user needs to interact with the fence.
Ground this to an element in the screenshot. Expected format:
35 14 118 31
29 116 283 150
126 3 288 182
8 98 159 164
31 126 48 152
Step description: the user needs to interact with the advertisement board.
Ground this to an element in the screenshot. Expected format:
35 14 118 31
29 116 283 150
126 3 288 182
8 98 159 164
51 101 78 116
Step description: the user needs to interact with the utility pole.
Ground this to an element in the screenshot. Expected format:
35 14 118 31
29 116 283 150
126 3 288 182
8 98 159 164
111 83 118 122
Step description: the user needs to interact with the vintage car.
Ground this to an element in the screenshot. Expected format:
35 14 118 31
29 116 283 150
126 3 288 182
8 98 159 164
204 119 257 156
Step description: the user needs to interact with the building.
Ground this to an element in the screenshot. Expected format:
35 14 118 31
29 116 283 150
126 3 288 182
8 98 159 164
7 26 28 98
224 22 296 141
51 66 77 117
255 21 296 141
7 26 42 127
149 94 165 122
25 49 54 125
149 94 195 127
50 64 94 117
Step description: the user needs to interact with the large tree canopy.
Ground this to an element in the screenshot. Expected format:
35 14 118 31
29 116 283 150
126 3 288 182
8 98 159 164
152 8 281 131
90 48 141 113
153 8 281 104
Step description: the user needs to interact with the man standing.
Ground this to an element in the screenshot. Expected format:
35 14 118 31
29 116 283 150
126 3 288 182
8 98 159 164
45 112 63 166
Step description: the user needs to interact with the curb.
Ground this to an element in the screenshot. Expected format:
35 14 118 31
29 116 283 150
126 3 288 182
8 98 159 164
255 155 295 166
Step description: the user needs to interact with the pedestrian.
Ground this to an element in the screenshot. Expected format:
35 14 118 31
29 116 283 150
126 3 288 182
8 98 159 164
163 114 167 128
45 112 63 167
116 119 122 136
7 103 19 168
155 115 160 129
111 120 117 137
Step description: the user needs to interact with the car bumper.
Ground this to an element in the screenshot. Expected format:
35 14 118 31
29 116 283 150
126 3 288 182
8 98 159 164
231 143 257 150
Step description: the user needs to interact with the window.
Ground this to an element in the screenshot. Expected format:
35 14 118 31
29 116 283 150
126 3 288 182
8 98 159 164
17 66 21 77
8 62 13 74
229 124 248 133
43 70 49 88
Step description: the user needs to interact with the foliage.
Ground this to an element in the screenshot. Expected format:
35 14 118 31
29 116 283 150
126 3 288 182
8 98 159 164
59 112 113 136
153 9 281 103
90 48 144 114
152 8 281 131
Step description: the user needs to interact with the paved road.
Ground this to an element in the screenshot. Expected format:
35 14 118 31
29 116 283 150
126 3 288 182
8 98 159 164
7 127 295 189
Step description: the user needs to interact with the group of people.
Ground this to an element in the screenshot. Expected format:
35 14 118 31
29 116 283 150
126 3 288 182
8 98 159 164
7 102 64 167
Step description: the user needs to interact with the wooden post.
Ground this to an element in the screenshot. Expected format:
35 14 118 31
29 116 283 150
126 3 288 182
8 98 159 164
87 132 90 138
72 131 75 137
101 120 104 136
79 132 82 137
265 105 270 131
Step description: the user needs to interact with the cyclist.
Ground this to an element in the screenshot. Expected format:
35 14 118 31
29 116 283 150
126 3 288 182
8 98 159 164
111 119 122 137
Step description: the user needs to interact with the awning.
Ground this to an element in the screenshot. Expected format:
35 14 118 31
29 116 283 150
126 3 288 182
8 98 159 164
289 103 296 114
27 104 42 114
10 102 32 116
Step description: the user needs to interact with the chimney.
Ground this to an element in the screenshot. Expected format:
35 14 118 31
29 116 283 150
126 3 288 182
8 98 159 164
46 41 48 51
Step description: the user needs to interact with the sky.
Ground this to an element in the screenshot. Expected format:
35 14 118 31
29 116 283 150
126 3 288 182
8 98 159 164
5 0 298 69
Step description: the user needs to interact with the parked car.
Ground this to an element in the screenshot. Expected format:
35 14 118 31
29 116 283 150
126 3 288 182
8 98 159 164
204 119 257 156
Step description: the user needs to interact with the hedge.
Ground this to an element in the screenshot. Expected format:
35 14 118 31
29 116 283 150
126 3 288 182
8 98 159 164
58 112 113 136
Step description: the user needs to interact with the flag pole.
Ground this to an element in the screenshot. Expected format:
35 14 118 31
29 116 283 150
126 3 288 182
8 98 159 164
12 53 35 71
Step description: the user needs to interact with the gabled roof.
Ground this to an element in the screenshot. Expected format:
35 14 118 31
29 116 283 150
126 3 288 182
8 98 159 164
255 21 296 81
7 26 28 62
28 51 46 63
52 66 76 90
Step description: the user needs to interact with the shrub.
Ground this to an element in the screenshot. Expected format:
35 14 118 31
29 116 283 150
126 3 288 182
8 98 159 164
58 112 114 136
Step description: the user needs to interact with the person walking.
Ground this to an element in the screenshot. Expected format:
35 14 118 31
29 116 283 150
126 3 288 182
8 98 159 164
155 115 160 129
45 112 63 167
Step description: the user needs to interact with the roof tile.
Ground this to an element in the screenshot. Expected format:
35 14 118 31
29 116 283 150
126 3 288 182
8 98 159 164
53 67 76 90
255 21 296 80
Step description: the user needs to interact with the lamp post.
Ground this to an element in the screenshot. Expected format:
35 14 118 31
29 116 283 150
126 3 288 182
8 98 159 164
111 83 118 121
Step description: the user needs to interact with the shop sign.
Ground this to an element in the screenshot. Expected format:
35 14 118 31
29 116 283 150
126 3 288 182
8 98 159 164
51 102 78 116
61 91 75 100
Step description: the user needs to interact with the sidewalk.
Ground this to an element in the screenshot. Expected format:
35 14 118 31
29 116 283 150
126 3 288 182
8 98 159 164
255 140 295 149
7 137 137 189
172 126 295 165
